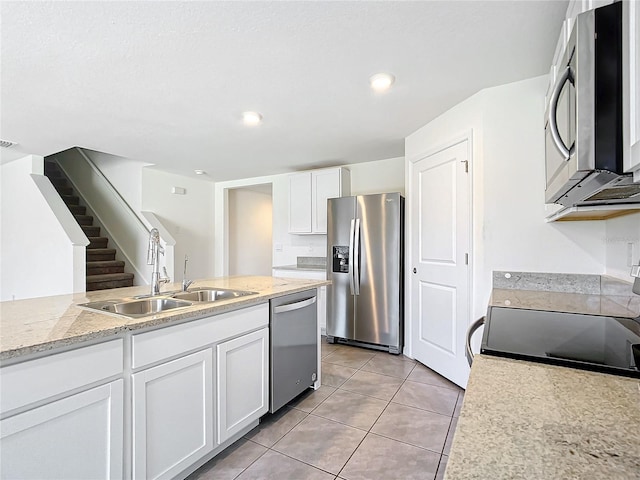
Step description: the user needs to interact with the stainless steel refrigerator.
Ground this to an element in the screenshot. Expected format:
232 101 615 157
326 193 404 354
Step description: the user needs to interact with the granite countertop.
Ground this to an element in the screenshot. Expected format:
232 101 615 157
444 355 640 479
445 286 640 479
272 264 327 272
0 276 329 362
490 288 640 318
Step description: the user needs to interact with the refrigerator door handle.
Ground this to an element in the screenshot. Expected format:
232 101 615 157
353 218 361 295
348 219 356 295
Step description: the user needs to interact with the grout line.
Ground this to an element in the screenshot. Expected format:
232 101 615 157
265 447 343 478
229 440 270 480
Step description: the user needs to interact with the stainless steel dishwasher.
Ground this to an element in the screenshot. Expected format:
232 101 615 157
269 289 318 413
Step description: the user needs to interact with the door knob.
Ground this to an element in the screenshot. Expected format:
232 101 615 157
413 268 417 274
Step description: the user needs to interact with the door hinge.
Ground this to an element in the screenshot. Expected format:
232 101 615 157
461 160 469 173
465 253 469 265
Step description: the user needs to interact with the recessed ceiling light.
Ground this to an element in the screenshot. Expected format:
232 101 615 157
242 111 263 126
369 73 395 92
194 169 206 175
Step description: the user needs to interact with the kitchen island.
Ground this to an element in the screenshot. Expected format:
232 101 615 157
0 275 328 361
444 286 640 479
0 276 329 480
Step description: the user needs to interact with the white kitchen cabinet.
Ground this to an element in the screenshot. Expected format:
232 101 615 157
288 167 350 234
216 327 268 444
1 380 124 480
623 0 640 177
132 349 214 480
0 340 124 480
288 172 313 233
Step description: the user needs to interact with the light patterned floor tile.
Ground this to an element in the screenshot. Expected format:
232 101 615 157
392 380 459 416
236 449 335 480
371 402 451 453
244 407 308 447
289 385 337 413
312 389 387 430
340 370 403 401
273 415 366 475
323 348 376 369
186 439 266 480
322 362 358 387
361 353 416 379
407 363 462 391
340 433 440 480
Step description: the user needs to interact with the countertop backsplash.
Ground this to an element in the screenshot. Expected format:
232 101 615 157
493 271 636 297
296 256 327 269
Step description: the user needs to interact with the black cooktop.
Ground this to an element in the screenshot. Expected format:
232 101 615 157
481 307 640 378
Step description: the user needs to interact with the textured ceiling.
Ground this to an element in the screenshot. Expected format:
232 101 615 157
1 1 567 181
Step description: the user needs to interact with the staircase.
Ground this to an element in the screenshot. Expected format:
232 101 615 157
44 160 134 291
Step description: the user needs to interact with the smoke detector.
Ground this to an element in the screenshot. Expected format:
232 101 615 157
0 140 17 148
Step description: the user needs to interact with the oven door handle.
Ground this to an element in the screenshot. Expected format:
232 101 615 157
465 316 486 367
548 65 575 160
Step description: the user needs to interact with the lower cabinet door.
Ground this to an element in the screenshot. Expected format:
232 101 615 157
216 328 269 444
132 349 214 480
0 380 124 480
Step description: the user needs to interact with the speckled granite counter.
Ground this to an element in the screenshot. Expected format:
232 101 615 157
0 276 329 362
272 264 326 272
444 355 640 479
490 288 640 318
445 285 640 479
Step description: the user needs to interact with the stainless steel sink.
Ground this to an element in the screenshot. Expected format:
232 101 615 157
78 288 256 318
171 288 257 302
79 297 193 318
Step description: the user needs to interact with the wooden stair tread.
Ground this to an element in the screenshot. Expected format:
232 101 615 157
45 159 135 291
86 260 123 267
86 248 116 254
86 273 134 283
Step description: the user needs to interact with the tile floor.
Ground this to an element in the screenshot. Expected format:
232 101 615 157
188 339 464 480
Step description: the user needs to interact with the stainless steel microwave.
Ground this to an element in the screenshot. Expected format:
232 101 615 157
545 2 640 206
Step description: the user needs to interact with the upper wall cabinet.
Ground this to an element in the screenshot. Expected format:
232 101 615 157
288 168 350 234
623 0 640 178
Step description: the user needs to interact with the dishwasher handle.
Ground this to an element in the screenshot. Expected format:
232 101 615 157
465 316 485 367
273 296 317 314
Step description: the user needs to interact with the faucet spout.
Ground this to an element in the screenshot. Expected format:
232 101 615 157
182 254 193 292
147 228 170 295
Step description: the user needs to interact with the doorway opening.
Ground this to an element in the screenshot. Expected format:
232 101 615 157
227 184 273 276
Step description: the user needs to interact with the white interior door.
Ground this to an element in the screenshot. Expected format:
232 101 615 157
409 139 471 388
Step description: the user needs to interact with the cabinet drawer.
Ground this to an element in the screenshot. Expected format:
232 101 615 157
132 303 269 369
0 339 123 415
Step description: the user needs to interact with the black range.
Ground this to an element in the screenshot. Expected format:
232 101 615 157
480 306 640 378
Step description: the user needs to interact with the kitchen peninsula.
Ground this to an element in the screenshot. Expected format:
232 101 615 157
0 276 329 480
445 274 640 479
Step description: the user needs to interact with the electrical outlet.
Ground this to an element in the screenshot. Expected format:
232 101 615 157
274 243 283 252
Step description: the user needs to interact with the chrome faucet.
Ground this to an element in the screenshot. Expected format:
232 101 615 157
147 228 170 295
182 254 193 292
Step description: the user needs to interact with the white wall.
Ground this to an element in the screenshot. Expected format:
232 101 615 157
605 212 640 281
0 155 87 300
406 75 607 322
228 187 273 276
56 148 154 285
141 168 215 282
214 157 405 276
83 149 152 213
349 157 405 195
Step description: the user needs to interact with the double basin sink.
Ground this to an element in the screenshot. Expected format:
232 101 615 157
79 287 257 318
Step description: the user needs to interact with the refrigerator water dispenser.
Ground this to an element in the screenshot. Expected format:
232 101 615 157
332 246 349 273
